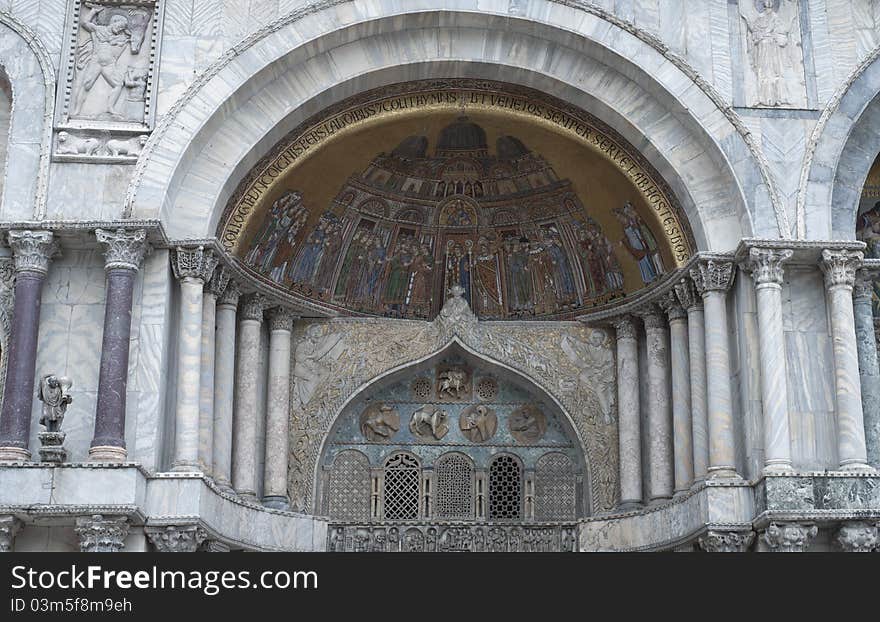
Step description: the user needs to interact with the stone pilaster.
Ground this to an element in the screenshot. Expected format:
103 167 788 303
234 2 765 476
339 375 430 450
170 247 218 472
145 524 208 552
835 521 879 552
821 250 872 471
0 231 59 461
690 258 740 479
75 515 130 553
263 307 295 509
0 515 22 552
661 292 693 495
675 277 709 482
232 293 266 501
198 266 230 476
639 306 673 502
760 521 817 552
697 529 754 553
613 315 642 509
91 229 150 462
744 248 794 474
853 269 880 469
212 282 240 492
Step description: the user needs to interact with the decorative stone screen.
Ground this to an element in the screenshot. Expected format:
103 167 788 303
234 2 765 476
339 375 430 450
327 450 371 520
435 453 474 519
489 455 522 520
535 453 576 520
383 453 421 520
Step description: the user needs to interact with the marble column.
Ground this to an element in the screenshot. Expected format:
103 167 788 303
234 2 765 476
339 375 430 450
0 231 59 461
0 515 22 552
821 250 873 471
212 282 240 492
745 248 794 474
145 524 208 552
853 269 880 468
232 293 265 501
75 514 130 553
661 293 694 495
690 259 740 479
90 229 149 462
170 247 218 472
263 307 294 509
640 306 673 502
198 267 230 476
675 277 709 482
613 315 642 509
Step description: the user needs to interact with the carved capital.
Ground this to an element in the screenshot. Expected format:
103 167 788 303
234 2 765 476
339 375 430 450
7 230 60 275
75 514 130 553
835 521 879 552
612 315 638 341
761 521 818 552
853 269 876 301
206 265 231 297
659 292 687 321
217 281 241 307
0 515 22 552
239 293 267 322
145 524 208 553
745 248 792 287
698 529 755 553
170 246 218 283
201 539 231 552
690 259 735 295
95 228 150 272
637 305 666 330
820 249 863 290
267 307 296 332
673 277 701 310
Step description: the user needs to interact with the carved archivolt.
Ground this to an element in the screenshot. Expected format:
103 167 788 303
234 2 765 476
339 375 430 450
288 290 618 513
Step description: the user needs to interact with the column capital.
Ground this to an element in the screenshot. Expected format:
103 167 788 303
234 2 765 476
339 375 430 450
673 277 702 310
74 514 130 553
659 291 687 321
697 529 754 553
206 265 231 297
612 315 638 340
7 230 60 275
690 258 735 295
853 268 876 301
239 293 267 322
761 521 817 552
0 515 22 552
267 306 296 332
217 280 240 307
95 228 150 272
637 304 666 330
744 247 793 286
171 246 218 283
820 249 863 289
145 524 208 553
835 521 879 552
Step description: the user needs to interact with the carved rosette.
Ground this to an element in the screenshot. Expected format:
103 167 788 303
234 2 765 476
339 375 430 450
690 259 735 295
0 515 22 552
659 292 686 321
268 307 296 332
697 530 755 553
820 249 863 290
745 248 793 287
170 246 218 283
673 277 701 310
218 281 241 308
145 524 208 553
835 521 879 552
206 265 231 298
7 230 60 275
95 228 150 272
612 315 637 341
853 268 877 302
240 293 267 322
761 521 818 553
75 515 130 553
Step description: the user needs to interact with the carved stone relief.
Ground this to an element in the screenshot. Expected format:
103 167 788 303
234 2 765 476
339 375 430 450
359 404 400 442
509 405 547 443
459 405 498 443
409 406 449 441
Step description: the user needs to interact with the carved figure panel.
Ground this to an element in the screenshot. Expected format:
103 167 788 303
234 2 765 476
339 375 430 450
409 406 449 441
509 405 547 443
459 404 498 443
359 404 400 442
437 366 470 401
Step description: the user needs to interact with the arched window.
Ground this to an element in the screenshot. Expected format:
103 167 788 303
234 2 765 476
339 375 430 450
435 453 474 519
535 453 576 520
383 452 421 520
489 454 522 520
326 450 371 520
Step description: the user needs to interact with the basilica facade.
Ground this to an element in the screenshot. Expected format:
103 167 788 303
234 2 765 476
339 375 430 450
0 0 879 552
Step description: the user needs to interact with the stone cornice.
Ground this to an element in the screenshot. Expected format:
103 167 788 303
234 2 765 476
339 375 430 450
734 238 866 265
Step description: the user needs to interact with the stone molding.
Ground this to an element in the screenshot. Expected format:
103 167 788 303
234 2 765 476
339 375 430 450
835 521 879 552
171 246 218 283
75 514 130 552
690 259 735 294
673 277 701 311
145 524 208 553
612 315 637 341
0 515 22 552
760 521 818 552
697 529 755 553
95 228 150 272
267 307 296 332
820 249 863 290
854 269 877 301
744 248 793 287
638 305 667 330
7 231 60 275
239 293 267 322
217 281 241 307
659 292 686 321
206 266 231 298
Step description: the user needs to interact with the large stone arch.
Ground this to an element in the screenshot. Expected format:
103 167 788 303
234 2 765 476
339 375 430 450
125 2 779 252
799 46 880 240
0 11 54 220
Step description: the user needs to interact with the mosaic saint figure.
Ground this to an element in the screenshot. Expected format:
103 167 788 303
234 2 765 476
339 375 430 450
383 235 416 307
446 242 472 306
289 215 331 284
505 237 534 314
474 236 503 316
336 226 372 300
529 238 557 314
614 201 664 284
361 236 389 308
244 191 308 280
408 244 434 317
857 202 880 259
543 230 578 307
575 224 606 298
312 220 345 294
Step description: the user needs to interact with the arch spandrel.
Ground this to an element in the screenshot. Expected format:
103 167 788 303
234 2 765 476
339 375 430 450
291 289 617 515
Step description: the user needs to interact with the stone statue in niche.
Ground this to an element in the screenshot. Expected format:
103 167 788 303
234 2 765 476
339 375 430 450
409 406 449 441
71 3 153 121
359 403 400 442
459 404 498 443
509 404 547 443
437 367 469 400
292 325 346 409
37 375 73 463
739 0 803 107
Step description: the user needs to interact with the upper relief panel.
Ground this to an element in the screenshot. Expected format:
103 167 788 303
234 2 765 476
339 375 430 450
219 80 695 321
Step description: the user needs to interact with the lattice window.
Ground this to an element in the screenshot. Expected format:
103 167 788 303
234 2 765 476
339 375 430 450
327 450 371 520
489 455 522 520
383 453 421 520
435 453 474 519
535 453 576 520
412 377 432 400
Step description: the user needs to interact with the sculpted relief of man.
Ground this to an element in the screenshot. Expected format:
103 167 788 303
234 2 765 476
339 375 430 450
740 0 802 107
293 325 346 409
561 331 615 425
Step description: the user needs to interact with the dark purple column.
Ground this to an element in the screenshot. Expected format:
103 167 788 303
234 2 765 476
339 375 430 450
90 229 148 462
0 231 58 462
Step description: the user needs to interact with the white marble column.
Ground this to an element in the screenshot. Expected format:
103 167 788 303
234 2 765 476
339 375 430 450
170 247 218 472
853 269 880 468
675 277 709 482
661 293 694 495
232 293 266 501
212 282 240 492
613 315 642 509
198 267 230 476
640 306 673 502
820 250 873 471
745 248 794 473
263 307 294 509
690 259 740 479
